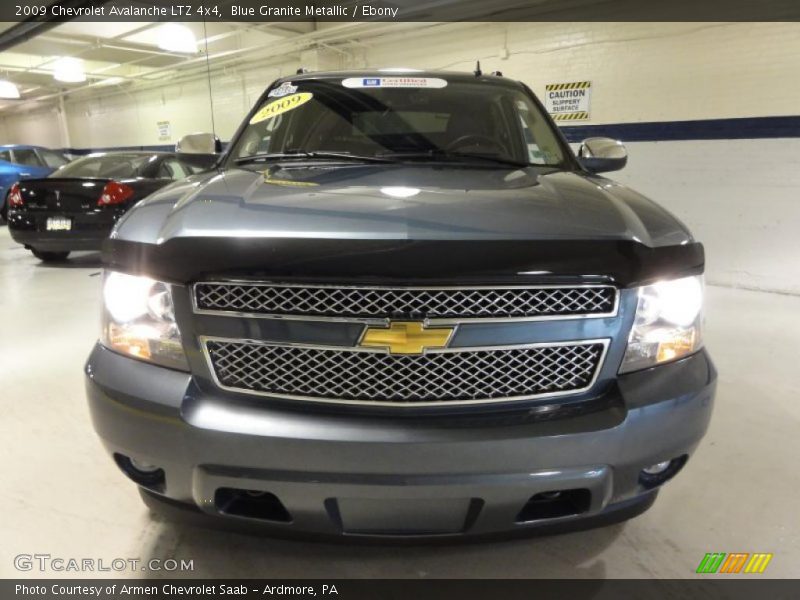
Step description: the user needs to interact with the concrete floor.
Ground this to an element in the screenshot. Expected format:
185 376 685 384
1 224 798 579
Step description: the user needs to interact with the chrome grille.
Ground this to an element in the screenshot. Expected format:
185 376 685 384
204 339 607 406
194 283 617 321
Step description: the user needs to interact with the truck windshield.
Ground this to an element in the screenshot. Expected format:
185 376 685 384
227 77 567 168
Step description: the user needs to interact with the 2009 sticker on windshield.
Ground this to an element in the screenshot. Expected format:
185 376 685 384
250 92 313 124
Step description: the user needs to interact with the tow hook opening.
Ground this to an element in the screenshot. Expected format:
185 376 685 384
113 453 165 492
639 454 688 489
516 488 592 522
214 488 293 523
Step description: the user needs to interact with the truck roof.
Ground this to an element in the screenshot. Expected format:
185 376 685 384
274 69 524 89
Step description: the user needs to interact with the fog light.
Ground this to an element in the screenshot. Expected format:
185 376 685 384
130 457 160 473
113 453 165 491
639 455 688 489
642 460 671 475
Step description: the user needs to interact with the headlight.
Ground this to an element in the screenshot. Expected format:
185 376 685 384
619 275 704 373
101 271 189 371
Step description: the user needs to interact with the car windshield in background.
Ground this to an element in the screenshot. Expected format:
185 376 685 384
228 77 567 167
39 150 69 168
12 148 43 167
53 154 152 179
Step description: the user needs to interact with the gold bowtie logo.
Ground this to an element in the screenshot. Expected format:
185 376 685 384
360 321 454 355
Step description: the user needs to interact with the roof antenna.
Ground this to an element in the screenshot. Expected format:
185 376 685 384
202 17 216 141
296 67 308 74
473 61 482 77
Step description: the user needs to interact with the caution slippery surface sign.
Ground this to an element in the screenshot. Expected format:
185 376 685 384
544 81 591 121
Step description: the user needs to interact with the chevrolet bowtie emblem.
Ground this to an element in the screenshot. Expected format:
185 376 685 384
360 321 454 355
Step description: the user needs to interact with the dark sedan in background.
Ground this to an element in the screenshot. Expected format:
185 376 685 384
7 151 216 261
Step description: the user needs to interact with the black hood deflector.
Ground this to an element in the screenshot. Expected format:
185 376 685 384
103 237 703 288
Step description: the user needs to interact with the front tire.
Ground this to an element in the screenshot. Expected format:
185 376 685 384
0 193 7 223
31 249 70 262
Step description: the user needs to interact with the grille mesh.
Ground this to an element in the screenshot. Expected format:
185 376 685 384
205 341 605 405
195 283 616 320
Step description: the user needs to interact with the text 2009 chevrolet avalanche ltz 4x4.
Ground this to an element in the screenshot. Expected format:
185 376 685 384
85 70 715 540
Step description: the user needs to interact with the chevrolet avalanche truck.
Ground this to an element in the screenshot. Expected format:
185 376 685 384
85 70 716 539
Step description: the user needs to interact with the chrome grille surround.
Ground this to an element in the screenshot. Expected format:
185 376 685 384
201 337 609 407
193 282 618 323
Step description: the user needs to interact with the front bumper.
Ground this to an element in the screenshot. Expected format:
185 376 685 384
85 345 716 539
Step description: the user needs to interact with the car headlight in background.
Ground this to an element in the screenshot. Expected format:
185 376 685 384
619 275 704 373
101 271 189 371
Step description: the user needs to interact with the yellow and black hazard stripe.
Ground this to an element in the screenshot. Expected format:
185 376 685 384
545 81 591 91
552 112 589 121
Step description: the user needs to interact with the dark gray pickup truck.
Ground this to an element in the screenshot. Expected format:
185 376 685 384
85 70 715 539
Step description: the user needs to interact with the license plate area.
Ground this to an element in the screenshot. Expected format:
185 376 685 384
46 217 72 231
334 497 477 535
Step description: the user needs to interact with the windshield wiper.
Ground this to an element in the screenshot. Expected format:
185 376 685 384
379 150 530 168
235 151 397 164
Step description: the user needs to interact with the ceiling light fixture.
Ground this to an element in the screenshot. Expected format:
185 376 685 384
52 57 86 83
157 23 198 54
0 80 20 99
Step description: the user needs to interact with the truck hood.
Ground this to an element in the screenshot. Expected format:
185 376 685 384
114 164 692 247
107 164 702 285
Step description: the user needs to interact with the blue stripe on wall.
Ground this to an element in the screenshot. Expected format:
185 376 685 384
59 116 800 154
560 115 800 142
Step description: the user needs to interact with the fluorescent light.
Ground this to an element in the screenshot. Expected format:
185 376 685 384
52 57 86 83
157 24 197 54
0 80 20 99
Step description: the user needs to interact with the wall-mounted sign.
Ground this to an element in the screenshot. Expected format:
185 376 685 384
544 81 591 121
157 120 171 141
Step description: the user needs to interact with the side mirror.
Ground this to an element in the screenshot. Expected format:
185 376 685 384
578 137 628 173
176 132 222 154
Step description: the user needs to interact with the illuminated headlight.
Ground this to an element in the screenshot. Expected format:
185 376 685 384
101 271 189 371
619 275 704 373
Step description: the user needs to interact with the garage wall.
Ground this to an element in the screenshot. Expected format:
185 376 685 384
370 22 800 122
1 105 64 148
65 77 222 150
1 22 799 294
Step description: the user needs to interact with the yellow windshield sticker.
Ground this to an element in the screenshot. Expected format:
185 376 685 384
250 92 313 124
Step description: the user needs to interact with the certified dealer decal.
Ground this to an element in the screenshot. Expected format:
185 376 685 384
342 77 448 89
